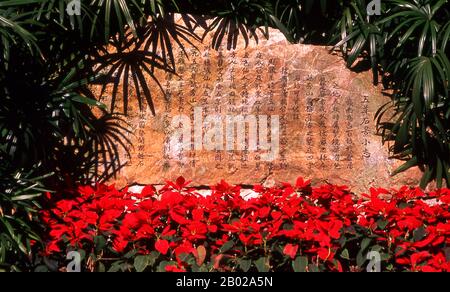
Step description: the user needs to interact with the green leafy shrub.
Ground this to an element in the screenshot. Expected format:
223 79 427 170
0 160 52 272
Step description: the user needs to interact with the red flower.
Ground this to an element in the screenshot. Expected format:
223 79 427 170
174 241 196 262
271 211 282 220
169 209 189 225
166 176 191 191
192 209 204 221
49 224 71 239
78 210 99 225
46 240 61 253
239 233 254 246
411 251 431 270
122 213 141 230
397 215 422 231
78 185 96 199
283 244 299 259
439 190 450 204
281 204 299 218
436 222 450 234
207 224 218 233
113 236 129 253
160 192 185 209
314 220 343 247
182 221 208 241
364 190 398 217
40 177 450 272
155 239 170 255
117 225 133 240
161 225 177 237
166 264 186 272
140 185 156 198
136 224 155 240
55 200 75 215
99 209 122 231
257 207 271 219
295 177 311 190
317 247 334 261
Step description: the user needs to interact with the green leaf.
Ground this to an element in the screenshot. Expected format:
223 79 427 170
254 257 269 272
340 249 350 260
413 227 427 242
123 250 137 259
97 262 106 273
94 236 106 253
360 238 372 253
377 219 389 230
108 262 123 272
356 251 366 268
220 241 234 253
292 256 308 272
11 193 41 201
238 259 252 272
392 157 418 176
308 264 319 273
370 245 384 253
72 95 107 110
357 238 372 267
380 253 390 262
134 255 150 272
148 251 159 266
34 265 49 272
177 253 192 263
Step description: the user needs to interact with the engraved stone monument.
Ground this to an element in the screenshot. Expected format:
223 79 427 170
96 16 422 192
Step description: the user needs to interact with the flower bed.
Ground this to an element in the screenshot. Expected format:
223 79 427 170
41 177 450 272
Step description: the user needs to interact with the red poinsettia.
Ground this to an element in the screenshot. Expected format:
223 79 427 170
41 177 450 272
283 244 299 259
155 239 170 255
165 264 186 272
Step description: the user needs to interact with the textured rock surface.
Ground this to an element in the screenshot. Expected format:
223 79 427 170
96 16 423 193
